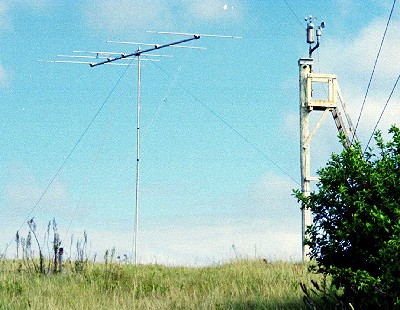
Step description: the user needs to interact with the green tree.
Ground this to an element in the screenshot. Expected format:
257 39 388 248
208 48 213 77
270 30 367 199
295 126 400 309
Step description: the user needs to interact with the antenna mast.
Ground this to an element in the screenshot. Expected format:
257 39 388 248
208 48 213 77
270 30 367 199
135 51 141 265
39 32 241 265
101 36 201 265
91 32 239 264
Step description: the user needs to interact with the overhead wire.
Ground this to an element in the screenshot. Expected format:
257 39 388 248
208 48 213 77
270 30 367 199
364 74 400 151
282 0 305 29
352 0 397 144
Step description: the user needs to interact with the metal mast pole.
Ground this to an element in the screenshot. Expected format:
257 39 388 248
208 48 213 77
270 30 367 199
134 52 141 265
299 58 313 262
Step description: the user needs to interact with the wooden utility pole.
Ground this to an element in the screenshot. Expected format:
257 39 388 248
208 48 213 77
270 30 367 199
299 17 357 262
299 58 313 262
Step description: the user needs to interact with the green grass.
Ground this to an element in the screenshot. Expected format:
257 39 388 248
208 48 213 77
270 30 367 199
0 259 318 309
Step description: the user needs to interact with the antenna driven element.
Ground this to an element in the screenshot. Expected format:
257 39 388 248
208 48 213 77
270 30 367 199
305 16 325 57
146 30 243 39
107 40 206 50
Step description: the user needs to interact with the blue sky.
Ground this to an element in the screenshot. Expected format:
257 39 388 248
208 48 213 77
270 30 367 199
1 0 399 265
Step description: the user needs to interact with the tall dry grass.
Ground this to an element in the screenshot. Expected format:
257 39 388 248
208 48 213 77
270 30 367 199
0 258 320 309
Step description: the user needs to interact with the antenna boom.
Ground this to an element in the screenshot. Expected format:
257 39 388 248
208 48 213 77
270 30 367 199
91 36 200 67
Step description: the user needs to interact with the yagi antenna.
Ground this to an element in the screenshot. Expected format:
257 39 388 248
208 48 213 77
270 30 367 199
305 15 325 57
38 31 241 265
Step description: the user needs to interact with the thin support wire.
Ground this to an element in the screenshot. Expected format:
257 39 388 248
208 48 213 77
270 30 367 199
15 62 132 239
147 59 299 185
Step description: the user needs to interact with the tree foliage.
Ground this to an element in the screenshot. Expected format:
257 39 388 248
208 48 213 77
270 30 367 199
295 126 400 308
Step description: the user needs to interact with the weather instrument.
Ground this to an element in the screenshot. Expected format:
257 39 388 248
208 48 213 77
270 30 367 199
39 31 242 265
305 16 325 58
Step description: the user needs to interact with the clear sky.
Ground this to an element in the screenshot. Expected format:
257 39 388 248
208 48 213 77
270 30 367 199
1 0 399 265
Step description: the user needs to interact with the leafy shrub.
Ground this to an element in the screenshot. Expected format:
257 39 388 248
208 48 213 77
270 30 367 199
295 126 400 309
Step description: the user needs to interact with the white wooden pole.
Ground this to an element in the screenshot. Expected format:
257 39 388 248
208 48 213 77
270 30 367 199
299 58 313 262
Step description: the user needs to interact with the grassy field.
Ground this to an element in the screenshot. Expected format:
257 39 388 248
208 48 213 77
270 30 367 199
0 259 321 309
